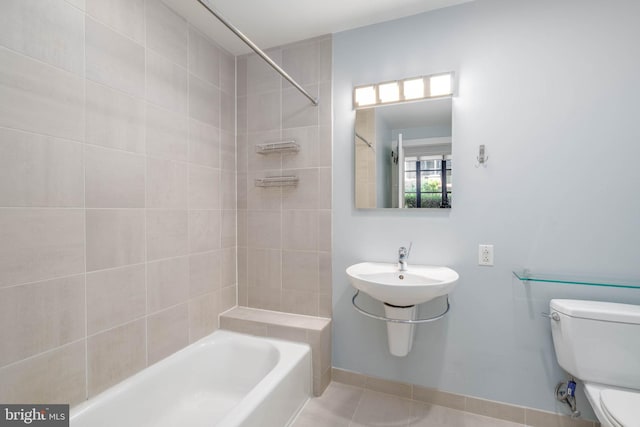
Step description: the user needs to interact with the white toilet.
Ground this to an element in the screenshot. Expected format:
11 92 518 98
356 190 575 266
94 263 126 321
549 299 640 427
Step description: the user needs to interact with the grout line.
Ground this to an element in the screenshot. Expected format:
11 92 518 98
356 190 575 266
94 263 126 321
0 338 87 372
82 6 89 400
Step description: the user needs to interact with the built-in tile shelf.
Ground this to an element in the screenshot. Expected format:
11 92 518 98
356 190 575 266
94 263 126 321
513 270 640 290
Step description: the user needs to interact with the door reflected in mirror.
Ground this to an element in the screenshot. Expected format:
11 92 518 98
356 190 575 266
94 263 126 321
354 97 452 209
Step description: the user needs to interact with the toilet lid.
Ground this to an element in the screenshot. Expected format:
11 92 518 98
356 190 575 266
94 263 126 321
600 389 640 427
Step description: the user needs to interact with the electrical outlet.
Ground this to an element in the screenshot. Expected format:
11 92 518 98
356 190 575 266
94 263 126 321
478 244 494 266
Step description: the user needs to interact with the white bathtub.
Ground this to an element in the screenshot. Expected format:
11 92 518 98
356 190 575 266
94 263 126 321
70 330 311 427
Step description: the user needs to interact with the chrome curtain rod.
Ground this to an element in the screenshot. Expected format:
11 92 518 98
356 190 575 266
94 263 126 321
196 0 319 106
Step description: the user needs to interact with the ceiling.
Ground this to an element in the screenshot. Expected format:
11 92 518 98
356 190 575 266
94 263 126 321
163 0 473 56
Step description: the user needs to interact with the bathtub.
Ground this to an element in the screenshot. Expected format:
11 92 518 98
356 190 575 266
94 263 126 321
70 330 311 427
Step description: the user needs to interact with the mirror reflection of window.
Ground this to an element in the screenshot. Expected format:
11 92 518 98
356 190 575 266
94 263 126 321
403 155 451 208
354 97 452 209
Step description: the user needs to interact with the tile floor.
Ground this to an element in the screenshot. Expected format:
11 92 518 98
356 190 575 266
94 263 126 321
292 382 526 427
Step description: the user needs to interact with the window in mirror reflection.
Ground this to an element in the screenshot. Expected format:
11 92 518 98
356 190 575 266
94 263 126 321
403 155 451 208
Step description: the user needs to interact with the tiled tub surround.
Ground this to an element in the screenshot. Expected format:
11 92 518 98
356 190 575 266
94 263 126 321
236 36 333 318
0 0 236 405
220 306 331 396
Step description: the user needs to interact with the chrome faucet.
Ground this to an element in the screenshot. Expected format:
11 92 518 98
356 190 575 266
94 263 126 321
398 243 412 271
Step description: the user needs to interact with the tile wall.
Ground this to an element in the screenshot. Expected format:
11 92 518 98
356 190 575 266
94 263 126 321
0 0 235 404
236 36 333 317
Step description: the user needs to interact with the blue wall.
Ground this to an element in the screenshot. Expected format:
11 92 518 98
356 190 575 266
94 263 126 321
332 0 640 417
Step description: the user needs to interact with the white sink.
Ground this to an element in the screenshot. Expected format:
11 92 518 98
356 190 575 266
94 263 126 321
346 262 459 306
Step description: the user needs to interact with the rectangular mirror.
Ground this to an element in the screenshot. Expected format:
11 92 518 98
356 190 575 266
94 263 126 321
354 97 452 209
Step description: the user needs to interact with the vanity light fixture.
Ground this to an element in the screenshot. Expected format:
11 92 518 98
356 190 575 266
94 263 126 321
354 85 376 107
378 81 400 103
353 72 454 109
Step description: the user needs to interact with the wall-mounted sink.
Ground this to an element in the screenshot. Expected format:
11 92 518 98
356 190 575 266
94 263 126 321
346 262 459 306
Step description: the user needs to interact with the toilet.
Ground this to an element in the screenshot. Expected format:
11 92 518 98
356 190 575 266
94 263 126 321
549 299 640 427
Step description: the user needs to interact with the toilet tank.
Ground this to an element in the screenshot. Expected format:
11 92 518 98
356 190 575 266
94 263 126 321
550 299 640 389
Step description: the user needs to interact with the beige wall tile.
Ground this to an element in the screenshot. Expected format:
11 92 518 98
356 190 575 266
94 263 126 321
282 126 319 169
86 0 144 43
188 27 220 87
145 0 187 67
0 275 85 367
146 158 188 208
146 209 188 260
247 286 281 311
282 168 319 210
86 18 144 97
147 303 188 365
146 103 188 162
0 48 84 141
87 319 146 397
85 145 145 208
219 285 236 313
222 131 235 170
221 210 237 248
0 0 84 75
189 210 221 253
283 210 318 251
282 84 318 129
222 247 236 287
146 50 188 114
237 209 247 247
318 167 332 209
283 251 318 291
246 49 282 93
86 209 145 271
219 51 235 96
0 340 86 405
281 289 318 316
189 251 222 298
247 90 281 132
282 40 318 87
189 165 221 209
219 317 267 337
0 209 84 287
318 212 332 253
247 173 282 211
267 324 307 342
319 294 332 317
247 210 281 249
247 248 281 289
189 119 220 168
236 56 247 98
87 265 146 335
318 251 332 295
147 256 189 313
221 171 236 210
247 130 281 171
189 74 220 127
220 92 235 134
85 81 145 153
0 128 83 207
317 37 332 84
188 292 219 343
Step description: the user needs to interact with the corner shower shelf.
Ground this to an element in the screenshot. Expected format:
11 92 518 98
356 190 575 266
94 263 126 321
254 176 299 187
255 140 299 154
512 270 640 290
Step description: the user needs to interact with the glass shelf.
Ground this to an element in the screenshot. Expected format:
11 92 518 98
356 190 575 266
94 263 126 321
512 270 640 290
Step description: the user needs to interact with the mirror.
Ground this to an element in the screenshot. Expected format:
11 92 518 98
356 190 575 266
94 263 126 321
354 97 452 209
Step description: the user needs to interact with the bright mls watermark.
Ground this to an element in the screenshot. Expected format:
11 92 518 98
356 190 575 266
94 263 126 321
0 405 68 427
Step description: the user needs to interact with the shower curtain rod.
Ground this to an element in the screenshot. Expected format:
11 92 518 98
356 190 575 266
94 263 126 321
196 0 319 106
